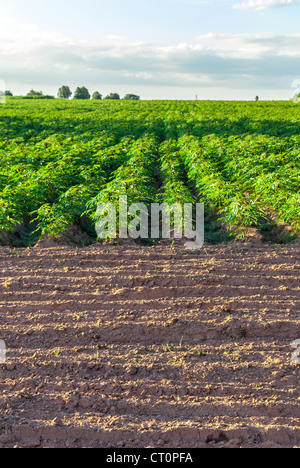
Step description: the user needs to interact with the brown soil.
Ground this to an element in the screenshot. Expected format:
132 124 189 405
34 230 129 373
0 238 299 448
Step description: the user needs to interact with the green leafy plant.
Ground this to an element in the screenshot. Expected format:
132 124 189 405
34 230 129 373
0 98 299 246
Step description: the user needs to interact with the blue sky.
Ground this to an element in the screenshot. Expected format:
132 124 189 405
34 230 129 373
1 0 300 99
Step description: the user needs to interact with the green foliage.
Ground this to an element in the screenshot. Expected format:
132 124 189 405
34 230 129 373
104 93 120 100
73 87 90 100
26 90 43 97
158 139 194 206
0 98 299 245
58 86 72 99
23 91 55 100
123 94 140 101
92 92 102 100
89 134 158 211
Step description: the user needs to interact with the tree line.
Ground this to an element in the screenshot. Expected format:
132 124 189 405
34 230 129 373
0 87 140 100
58 86 140 101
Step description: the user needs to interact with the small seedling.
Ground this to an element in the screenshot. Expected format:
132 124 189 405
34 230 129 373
197 349 207 358
162 343 174 353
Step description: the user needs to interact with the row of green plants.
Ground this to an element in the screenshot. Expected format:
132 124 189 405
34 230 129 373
178 135 266 230
0 130 133 236
178 133 300 231
158 139 194 206
86 134 158 231
0 98 299 244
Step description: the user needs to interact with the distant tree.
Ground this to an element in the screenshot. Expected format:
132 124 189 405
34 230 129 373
255 96 259 102
123 94 140 101
4 90 13 97
73 87 91 100
23 94 55 100
58 86 72 99
104 93 120 100
92 91 102 100
27 90 43 97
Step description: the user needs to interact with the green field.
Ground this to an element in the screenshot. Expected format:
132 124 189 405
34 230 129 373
0 98 299 246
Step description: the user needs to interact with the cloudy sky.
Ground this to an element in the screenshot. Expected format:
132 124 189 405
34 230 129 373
1 0 300 99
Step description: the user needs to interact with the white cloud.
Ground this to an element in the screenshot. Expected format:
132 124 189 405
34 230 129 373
195 32 300 59
234 0 298 10
0 23 300 97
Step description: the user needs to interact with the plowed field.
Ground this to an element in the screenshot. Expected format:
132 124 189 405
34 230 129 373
0 238 299 448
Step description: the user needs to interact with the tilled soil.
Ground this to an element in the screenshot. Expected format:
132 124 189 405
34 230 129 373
0 239 299 448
